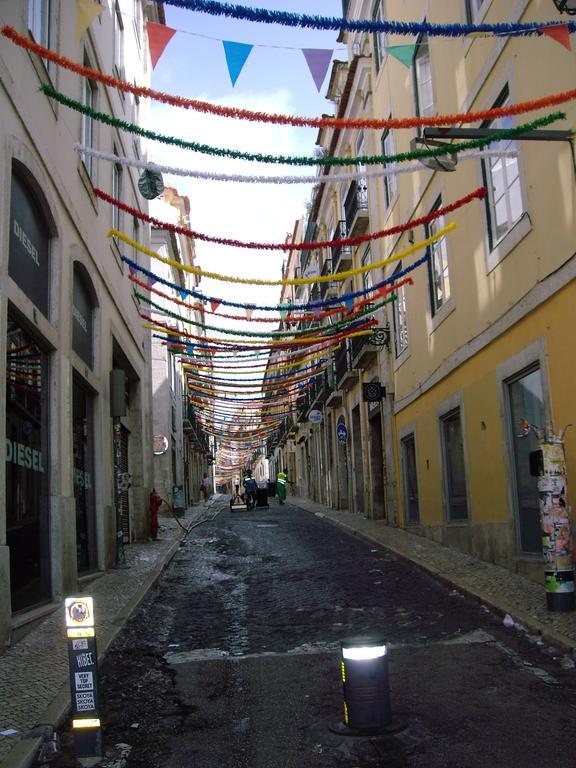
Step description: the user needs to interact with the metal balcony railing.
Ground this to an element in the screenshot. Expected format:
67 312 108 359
334 341 352 384
343 180 369 234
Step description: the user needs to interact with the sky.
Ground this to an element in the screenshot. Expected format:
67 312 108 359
148 1 344 320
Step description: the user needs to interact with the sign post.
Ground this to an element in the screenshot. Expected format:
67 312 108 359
65 597 102 757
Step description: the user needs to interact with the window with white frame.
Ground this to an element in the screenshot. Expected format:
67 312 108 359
392 264 408 357
112 147 123 231
81 57 97 178
28 0 52 48
114 1 125 79
481 87 524 250
426 197 451 315
381 126 397 210
361 247 373 292
372 0 387 73
412 34 434 119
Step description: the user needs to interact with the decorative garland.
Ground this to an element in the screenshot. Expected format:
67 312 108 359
82 146 517 184
113 223 454 285
149 2 576 36
131 273 404 325
40 84 564 167
147 320 376 349
4 28 573 131
101 187 483 252
140 292 394 338
126 250 425 311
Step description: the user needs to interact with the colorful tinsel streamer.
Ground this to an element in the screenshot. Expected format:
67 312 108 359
113 224 454 285
40 84 565 167
4 27 573 131
149 1 576 36
100 187 483 252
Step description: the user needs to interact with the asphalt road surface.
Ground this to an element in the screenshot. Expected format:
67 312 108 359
90 500 576 767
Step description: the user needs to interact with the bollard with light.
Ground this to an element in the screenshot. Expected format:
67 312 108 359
331 635 402 736
65 596 102 757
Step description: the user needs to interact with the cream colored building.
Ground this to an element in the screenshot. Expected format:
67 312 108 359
0 0 164 649
271 0 576 584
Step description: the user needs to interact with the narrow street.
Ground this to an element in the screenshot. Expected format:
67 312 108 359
92 500 576 768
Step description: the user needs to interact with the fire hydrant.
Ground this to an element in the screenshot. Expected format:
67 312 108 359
149 488 162 540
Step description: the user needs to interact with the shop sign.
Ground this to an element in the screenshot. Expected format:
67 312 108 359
73 270 94 367
309 409 322 424
337 423 348 443
9 173 50 316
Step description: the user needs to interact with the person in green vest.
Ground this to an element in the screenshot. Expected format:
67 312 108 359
277 470 288 505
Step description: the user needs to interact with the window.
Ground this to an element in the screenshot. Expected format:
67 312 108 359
482 87 524 250
114 1 125 78
372 0 387 73
28 0 52 48
413 34 434 119
81 57 97 178
401 434 419 523
381 126 397 210
112 147 123 231
361 247 373 292
132 216 140 264
426 197 451 315
441 409 468 521
465 0 484 22
392 264 408 357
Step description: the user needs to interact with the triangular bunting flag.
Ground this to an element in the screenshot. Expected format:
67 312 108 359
312 305 322 318
128 265 137 277
344 297 354 313
76 0 104 42
187 344 195 356
147 276 157 289
210 299 222 313
223 41 253 86
179 290 188 301
279 307 288 321
147 22 177 69
540 24 572 51
385 44 417 68
301 48 333 92
245 307 254 320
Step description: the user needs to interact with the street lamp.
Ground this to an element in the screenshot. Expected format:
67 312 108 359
552 0 576 13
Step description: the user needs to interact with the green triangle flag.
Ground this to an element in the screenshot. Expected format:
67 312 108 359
386 45 416 68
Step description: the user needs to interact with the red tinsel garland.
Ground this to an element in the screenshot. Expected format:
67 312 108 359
4 26 576 131
97 187 485 252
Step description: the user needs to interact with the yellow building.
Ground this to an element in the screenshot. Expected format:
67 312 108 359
277 0 576 584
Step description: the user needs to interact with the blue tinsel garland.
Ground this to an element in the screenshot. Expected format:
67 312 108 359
153 0 576 36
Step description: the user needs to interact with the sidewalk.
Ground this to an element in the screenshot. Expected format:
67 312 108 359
0 497 223 768
3 493 576 766
289 495 576 655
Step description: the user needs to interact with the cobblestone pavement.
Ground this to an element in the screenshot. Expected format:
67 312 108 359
0 499 222 768
2 493 576 768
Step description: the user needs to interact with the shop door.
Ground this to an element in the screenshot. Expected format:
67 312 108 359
5 317 51 611
508 367 545 554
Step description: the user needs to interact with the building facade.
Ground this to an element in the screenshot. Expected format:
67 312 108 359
0 0 163 649
268 0 576 585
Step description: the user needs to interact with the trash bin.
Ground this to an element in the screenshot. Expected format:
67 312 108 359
267 481 277 498
256 484 269 508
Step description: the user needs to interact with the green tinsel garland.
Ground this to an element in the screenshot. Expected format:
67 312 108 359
40 84 564 168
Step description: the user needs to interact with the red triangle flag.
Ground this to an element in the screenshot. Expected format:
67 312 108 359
147 22 177 69
210 299 221 313
540 24 571 51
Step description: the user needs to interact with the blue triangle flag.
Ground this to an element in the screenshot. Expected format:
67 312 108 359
180 290 188 301
223 41 253 86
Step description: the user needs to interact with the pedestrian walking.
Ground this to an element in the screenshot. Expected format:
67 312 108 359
201 472 210 505
243 472 257 510
277 470 288 505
